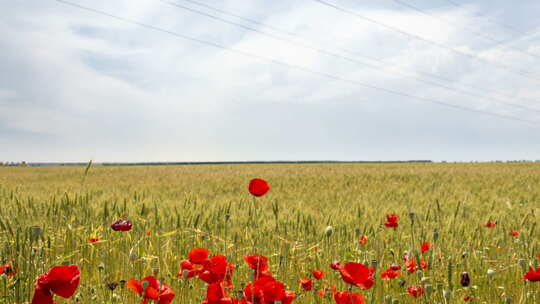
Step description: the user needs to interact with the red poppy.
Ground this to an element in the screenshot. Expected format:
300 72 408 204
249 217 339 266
537 253 540 260
31 265 80 304
407 285 424 298
522 266 540 282
405 257 428 273
243 276 286 304
282 290 296 304
243 254 272 279
199 255 235 289
127 276 175 304
464 296 473 301
330 261 341 270
384 214 398 228
338 262 375 290
177 248 210 279
312 269 324 280
299 278 313 291
510 230 520 237
88 238 100 243
420 242 430 253
0 261 16 277
334 291 365 304
380 268 401 280
389 264 401 271
146 231 151 236
201 282 233 304
248 179 270 197
359 235 367 245
111 219 132 231
485 220 497 228
317 284 336 298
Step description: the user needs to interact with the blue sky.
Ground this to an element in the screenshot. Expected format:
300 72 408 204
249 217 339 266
1 0 540 162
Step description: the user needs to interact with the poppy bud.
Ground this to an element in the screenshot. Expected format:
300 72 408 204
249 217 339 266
408 212 416 223
424 284 433 295
107 282 118 291
518 259 527 269
461 251 468 259
504 296 513 304
97 263 105 271
129 251 138 261
325 226 334 238
330 261 340 270
398 279 406 287
460 272 470 287
62 260 71 266
392 299 400 304
416 270 423 280
236 290 244 298
182 269 189 279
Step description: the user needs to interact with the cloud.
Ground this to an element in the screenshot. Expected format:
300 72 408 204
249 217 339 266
1 0 540 162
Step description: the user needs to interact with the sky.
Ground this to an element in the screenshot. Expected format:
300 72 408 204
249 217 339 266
1 0 540 162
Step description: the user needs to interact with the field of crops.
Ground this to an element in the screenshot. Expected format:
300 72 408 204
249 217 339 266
0 162 539 303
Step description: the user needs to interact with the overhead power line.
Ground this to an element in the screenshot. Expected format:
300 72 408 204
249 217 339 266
310 0 540 82
53 0 539 125
441 0 521 34
161 0 540 113
391 0 540 60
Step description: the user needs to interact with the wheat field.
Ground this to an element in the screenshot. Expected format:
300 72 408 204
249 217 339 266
0 162 539 303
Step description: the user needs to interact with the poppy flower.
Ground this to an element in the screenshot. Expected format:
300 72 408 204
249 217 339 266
199 255 235 289
31 265 80 304
537 253 540 260
312 269 324 280
243 254 272 279
338 262 375 290
522 266 540 282
317 284 336 298
201 282 232 304
405 257 428 273
464 296 473 301
243 276 286 304
282 290 296 304
510 230 520 237
384 214 398 228
248 179 270 197
407 285 425 298
380 268 400 280
485 220 497 228
0 261 16 277
88 238 100 243
127 276 175 304
389 264 401 271
420 242 430 253
299 278 313 291
177 248 218 282
334 291 365 304
359 235 367 245
330 261 341 270
146 231 151 236
111 219 132 231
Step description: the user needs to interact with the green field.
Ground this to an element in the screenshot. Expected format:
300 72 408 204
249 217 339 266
0 163 539 303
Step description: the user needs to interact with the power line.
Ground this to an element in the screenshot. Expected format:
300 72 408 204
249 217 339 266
391 0 540 60
310 0 540 82
168 0 540 110
159 0 540 113
441 0 521 34
53 0 539 125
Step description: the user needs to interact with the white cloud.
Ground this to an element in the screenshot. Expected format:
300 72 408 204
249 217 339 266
1 0 540 162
